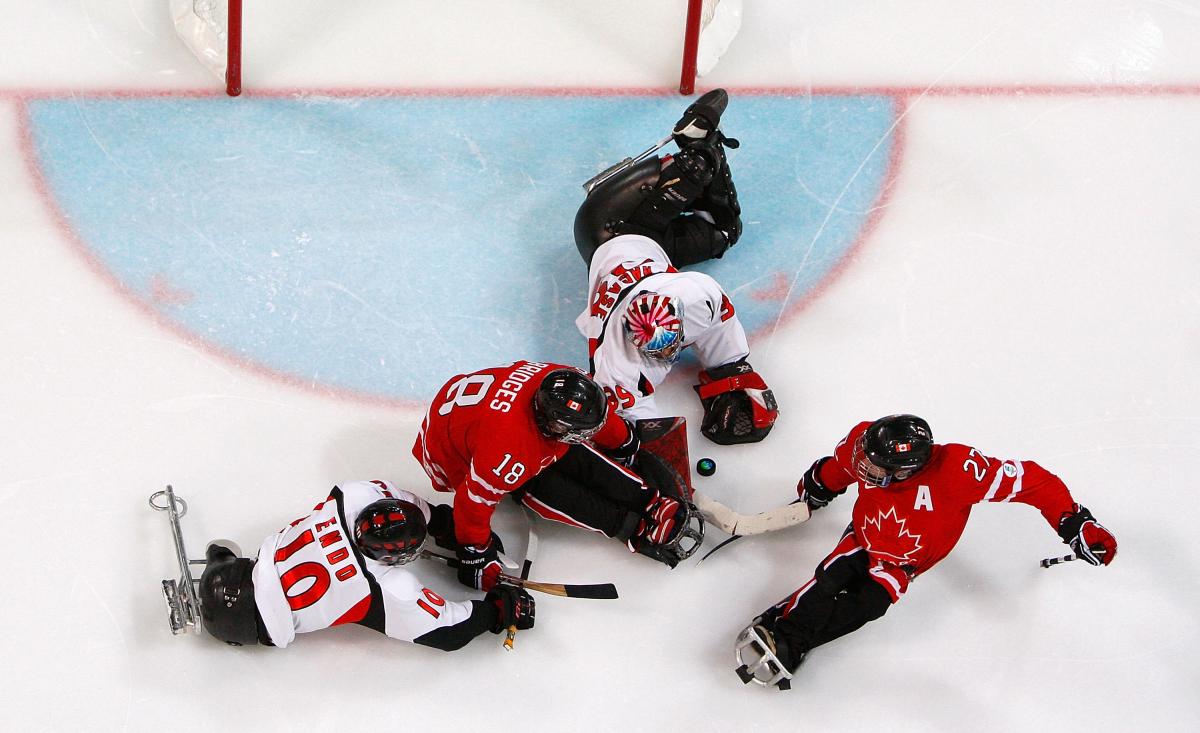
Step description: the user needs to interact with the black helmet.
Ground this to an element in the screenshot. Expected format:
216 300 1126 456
354 499 428 565
533 368 608 443
852 414 934 487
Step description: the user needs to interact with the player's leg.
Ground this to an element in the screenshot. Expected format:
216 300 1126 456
573 90 741 266
518 445 701 566
516 462 634 538
198 542 270 646
738 527 890 684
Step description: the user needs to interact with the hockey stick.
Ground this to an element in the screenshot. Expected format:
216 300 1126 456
691 499 811 568
420 551 619 599
504 508 541 650
1040 548 1106 568
691 491 811 536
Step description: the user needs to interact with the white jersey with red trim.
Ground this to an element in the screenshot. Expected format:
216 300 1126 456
252 479 476 648
575 234 750 421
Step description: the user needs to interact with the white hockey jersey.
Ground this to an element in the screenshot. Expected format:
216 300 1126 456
252 480 476 648
575 234 751 421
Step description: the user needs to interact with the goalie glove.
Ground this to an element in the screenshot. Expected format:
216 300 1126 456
1056 504 1117 566
694 359 778 445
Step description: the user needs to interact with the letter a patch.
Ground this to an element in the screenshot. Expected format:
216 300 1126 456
914 485 933 512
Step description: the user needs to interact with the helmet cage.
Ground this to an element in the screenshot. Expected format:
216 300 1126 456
534 400 604 444
532 369 608 444
851 434 919 488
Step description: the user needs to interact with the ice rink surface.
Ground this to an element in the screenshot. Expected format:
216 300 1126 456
2 1 1199 731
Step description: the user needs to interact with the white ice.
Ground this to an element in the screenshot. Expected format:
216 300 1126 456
1 1 1198 731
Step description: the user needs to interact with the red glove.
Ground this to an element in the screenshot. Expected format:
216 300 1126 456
1057 505 1117 566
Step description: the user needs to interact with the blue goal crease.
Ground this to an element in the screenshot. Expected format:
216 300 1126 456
28 94 897 400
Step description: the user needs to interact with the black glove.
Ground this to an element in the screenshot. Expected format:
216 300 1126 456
797 457 839 511
1056 504 1117 566
426 503 457 551
486 584 536 633
456 533 505 591
606 418 641 466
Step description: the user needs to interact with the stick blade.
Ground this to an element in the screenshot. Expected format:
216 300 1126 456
561 583 619 600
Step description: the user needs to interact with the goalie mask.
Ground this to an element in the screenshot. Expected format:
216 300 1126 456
623 293 685 363
852 414 934 487
354 499 428 566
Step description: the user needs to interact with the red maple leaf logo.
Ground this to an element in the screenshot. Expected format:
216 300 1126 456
861 507 923 563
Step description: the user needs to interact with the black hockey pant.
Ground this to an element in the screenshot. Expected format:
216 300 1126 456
768 525 896 655
515 443 653 539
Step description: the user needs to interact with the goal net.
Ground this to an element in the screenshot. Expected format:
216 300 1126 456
171 0 242 96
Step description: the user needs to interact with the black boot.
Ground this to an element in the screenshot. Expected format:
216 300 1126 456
673 88 730 145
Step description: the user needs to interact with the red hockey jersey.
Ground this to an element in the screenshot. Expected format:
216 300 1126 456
413 361 630 546
816 421 1077 600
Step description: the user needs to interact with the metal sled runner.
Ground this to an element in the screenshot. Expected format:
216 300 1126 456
149 485 205 636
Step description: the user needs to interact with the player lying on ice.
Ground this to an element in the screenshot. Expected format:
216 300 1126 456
196 479 534 650
413 361 704 590
734 414 1118 690
573 88 778 446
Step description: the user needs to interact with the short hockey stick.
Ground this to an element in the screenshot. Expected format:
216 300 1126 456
504 508 541 650
1040 548 1106 568
420 550 618 599
697 534 743 564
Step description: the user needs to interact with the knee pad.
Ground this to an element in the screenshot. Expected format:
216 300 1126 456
573 157 663 264
660 216 731 267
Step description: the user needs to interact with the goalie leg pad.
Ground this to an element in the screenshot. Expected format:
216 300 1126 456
658 215 732 267
573 156 663 264
625 149 713 235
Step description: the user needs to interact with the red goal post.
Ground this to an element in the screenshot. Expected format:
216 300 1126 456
171 0 242 96
679 0 743 95
172 2 731 99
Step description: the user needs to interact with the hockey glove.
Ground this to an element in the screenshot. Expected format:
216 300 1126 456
797 457 840 511
426 503 458 551
695 359 778 445
456 533 506 591
486 585 536 633
1056 504 1117 566
606 418 641 467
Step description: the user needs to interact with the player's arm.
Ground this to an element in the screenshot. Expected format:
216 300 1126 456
795 422 871 511
688 286 778 445
379 572 535 651
450 441 551 590
960 448 1118 566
